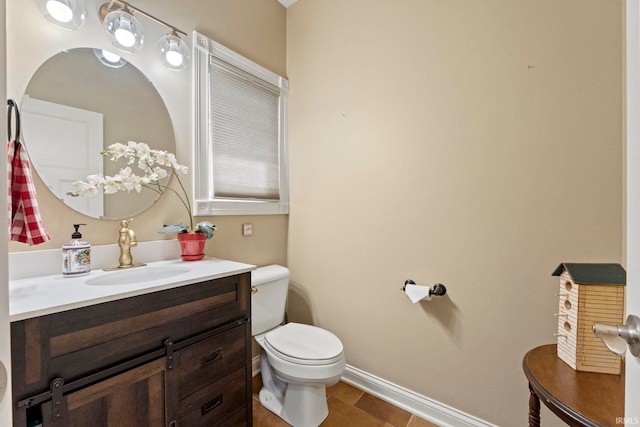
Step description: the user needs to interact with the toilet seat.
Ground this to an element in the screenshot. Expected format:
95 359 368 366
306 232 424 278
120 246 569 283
264 323 344 366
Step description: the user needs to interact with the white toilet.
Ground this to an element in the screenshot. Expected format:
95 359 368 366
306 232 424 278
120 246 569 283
251 265 346 427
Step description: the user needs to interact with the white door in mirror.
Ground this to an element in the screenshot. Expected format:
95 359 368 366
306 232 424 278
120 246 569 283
22 95 104 217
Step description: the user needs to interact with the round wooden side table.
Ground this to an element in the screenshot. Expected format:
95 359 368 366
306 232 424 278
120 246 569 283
522 344 624 426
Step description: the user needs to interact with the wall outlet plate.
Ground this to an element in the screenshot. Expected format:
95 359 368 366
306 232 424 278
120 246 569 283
242 223 253 236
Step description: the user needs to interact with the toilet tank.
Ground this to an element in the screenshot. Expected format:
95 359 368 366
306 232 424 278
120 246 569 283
251 265 290 336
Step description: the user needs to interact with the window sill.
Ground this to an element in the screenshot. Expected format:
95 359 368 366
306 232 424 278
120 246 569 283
195 200 289 216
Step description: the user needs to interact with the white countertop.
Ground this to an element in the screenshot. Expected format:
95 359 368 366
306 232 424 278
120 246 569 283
9 257 255 322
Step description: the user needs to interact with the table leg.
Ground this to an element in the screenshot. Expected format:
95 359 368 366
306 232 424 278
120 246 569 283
528 383 541 427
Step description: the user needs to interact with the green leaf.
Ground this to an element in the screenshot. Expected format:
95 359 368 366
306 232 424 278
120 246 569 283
159 223 189 234
196 221 216 239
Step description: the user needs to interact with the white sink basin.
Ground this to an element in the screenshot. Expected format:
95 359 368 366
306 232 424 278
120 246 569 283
85 266 191 286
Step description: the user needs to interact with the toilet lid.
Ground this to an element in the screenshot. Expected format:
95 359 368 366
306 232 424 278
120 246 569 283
265 323 343 364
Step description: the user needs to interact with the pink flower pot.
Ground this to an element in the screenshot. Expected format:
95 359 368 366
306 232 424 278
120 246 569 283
177 232 207 261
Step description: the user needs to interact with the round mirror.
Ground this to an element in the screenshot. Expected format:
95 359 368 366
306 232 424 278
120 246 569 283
21 47 175 220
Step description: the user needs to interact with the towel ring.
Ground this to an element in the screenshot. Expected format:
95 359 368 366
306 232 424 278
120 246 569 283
7 99 21 146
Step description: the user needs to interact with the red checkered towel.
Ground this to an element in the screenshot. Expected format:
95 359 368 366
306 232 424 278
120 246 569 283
7 140 50 245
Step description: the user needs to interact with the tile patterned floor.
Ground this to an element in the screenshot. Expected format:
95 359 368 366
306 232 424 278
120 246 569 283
252 375 439 427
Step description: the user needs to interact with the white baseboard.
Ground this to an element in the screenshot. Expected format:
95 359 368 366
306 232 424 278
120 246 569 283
251 357 495 427
342 365 496 427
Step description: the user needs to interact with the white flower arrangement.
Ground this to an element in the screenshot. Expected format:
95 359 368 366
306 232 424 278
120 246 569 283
69 141 215 238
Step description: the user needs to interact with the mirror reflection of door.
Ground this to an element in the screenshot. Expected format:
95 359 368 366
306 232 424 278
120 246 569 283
22 95 104 217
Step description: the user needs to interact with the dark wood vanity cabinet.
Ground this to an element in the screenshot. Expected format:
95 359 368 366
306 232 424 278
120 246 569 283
10 272 253 427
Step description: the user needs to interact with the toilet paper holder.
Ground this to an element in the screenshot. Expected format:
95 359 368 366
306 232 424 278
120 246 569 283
401 280 447 297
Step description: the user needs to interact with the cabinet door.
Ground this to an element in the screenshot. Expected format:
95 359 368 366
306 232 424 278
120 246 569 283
41 358 167 427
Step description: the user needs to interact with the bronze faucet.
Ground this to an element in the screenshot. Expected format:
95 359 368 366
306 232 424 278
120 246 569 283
118 218 137 268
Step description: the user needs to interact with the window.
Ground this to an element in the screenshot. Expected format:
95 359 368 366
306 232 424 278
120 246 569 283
193 31 289 215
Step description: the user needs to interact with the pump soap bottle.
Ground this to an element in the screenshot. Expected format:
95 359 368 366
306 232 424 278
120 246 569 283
62 224 91 277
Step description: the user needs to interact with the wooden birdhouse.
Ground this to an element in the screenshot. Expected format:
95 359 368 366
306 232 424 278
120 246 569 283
551 263 625 375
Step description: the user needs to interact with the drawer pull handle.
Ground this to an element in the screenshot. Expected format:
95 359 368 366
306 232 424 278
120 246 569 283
202 349 222 366
201 394 223 415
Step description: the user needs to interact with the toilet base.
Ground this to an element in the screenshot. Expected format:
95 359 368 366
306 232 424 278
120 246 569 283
259 387 284 418
258 352 330 427
281 383 329 427
259 383 329 427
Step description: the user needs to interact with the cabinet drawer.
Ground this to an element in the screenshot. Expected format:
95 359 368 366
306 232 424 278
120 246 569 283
176 367 247 427
175 323 246 401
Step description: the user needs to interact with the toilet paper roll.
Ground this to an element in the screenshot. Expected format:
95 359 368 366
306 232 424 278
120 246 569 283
403 284 432 303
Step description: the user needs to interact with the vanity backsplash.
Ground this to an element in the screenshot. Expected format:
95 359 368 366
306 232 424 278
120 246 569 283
9 239 181 280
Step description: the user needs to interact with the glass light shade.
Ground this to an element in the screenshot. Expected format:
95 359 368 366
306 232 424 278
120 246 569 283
158 34 190 71
47 0 72 22
103 9 144 53
93 48 127 69
35 0 86 30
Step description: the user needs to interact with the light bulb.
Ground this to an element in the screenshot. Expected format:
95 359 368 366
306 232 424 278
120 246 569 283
93 48 127 69
165 41 184 67
46 0 72 22
37 0 86 30
103 10 143 52
158 33 190 71
114 19 135 48
101 50 121 63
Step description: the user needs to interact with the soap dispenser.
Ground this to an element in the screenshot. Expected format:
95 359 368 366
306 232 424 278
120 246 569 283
62 224 91 277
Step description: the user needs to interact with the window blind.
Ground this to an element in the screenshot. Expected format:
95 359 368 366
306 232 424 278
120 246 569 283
208 57 280 200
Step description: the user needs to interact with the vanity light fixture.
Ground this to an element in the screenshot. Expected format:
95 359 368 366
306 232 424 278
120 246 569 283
34 0 86 30
99 0 190 70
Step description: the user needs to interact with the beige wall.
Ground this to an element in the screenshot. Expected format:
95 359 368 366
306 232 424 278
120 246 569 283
7 0 287 268
286 0 623 425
